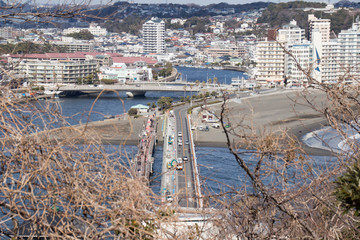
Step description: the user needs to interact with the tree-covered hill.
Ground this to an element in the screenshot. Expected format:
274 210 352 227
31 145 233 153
257 1 326 30
258 1 360 35
335 0 360 8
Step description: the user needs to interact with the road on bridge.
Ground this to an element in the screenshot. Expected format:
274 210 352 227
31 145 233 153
174 106 198 208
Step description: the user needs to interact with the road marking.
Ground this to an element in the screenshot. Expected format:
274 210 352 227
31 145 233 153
178 110 189 208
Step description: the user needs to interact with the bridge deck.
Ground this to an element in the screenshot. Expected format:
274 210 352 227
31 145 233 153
133 114 157 182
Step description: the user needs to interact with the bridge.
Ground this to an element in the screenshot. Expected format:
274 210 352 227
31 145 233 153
132 114 157 183
161 108 202 208
46 82 236 97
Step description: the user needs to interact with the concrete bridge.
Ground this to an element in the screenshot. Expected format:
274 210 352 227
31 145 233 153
48 82 236 97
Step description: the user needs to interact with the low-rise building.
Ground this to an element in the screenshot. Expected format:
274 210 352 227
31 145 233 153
63 23 107 36
14 59 97 84
52 41 95 53
98 62 153 84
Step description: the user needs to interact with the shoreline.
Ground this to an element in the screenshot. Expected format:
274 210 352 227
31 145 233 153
55 89 334 157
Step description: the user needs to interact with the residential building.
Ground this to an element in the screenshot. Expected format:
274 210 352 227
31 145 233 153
277 20 306 43
143 18 165 54
0 27 13 39
63 23 107 36
98 62 153 83
308 14 331 43
285 43 313 86
52 41 95 53
255 41 285 85
338 19 360 83
205 44 247 58
320 40 340 83
14 59 97 84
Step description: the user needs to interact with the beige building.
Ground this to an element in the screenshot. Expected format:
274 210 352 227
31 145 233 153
255 41 285 85
308 14 331 43
11 58 97 84
205 44 246 58
52 41 95 53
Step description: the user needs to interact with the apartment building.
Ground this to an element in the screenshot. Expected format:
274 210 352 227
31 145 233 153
285 43 313 86
338 19 360 83
277 20 306 43
98 62 153 84
16 59 97 84
255 41 285 85
52 41 95 53
320 40 340 83
205 44 247 58
308 14 331 43
143 18 165 54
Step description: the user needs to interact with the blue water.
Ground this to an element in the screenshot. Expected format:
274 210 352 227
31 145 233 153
36 67 337 195
51 67 246 124
176 66 246 84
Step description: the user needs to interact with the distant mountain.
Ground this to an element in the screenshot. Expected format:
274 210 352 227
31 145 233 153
335 0 360 8
86 1 271 20
207 2 270 12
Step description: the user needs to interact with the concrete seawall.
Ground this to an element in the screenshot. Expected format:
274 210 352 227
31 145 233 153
156 68 180 82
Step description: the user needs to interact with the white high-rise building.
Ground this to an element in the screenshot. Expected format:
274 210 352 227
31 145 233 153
308 14 331 43
143 18 165 54
338 19 360 83
285 43 313 86
320 40 340 83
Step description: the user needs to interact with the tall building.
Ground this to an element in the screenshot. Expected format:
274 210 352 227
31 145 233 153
320 40 340 83
308 14 331 43
285 43 313 86
143 18 165 54
255 41 285 85
338 19 360 82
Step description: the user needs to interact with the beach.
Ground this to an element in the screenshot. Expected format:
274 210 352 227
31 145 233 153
58 89 332 156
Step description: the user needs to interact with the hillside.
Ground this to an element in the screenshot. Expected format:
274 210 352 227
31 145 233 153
258 1 360 35
257 1 326 30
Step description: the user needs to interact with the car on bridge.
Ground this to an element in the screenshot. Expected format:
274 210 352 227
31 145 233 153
176 158 183 170
165 190 173 202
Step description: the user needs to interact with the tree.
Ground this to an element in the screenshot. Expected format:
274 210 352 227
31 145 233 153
128 108 138 116
0 2 178 239
213 76 218 86
335 161 360 216
66 30 94 40
157 97 173 110
195 80 200 88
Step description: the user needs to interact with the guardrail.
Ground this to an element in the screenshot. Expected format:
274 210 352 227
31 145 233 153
187 115 203 208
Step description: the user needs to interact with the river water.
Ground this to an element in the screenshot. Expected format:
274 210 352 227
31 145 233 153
50 66 335 195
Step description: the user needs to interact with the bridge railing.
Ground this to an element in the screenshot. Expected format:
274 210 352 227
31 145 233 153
187 115 203 208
